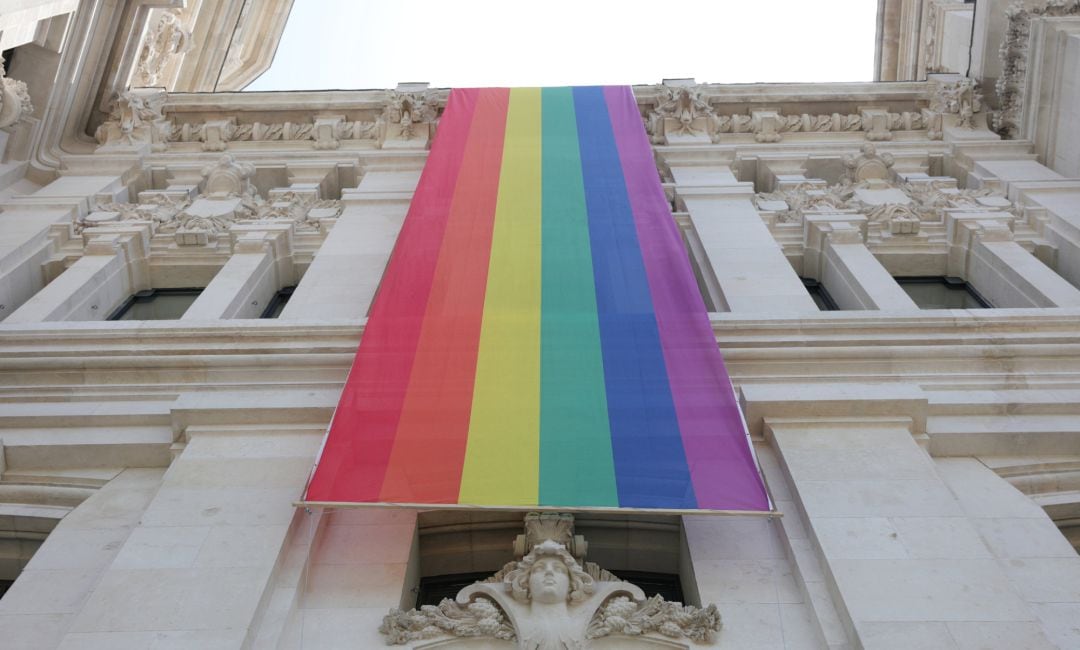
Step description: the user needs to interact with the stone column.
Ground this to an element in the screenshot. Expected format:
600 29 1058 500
668 161 819 313
4 223 150 323
181 224 294 320
804 214 918 310
746 385 1072 649
947 213 1080 308
770 418 1058 648
0 469 165 649
55 425 323 648
279 166 421 320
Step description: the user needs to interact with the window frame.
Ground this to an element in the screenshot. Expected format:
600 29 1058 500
894 276 992 309
107 287 205 321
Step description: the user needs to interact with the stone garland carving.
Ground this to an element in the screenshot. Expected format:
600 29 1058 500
165 120 380 145
644 85 927 144
0 55 34 129
381 513 722 648
76 155 343 242
132 8 192 87
995 0 1080 138
755 177 1016 230
96 90 437 151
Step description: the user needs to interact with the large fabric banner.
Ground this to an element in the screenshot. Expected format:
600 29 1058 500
303 86 770 512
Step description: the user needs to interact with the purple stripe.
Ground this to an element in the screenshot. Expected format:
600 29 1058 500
603 86 769 511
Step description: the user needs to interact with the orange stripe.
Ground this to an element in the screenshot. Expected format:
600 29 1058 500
377 88 511 502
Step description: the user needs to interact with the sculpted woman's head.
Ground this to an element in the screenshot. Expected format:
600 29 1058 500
506 540 595 605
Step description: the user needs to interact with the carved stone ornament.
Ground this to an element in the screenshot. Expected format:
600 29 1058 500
925 76 984 138
646 86 719 143
380 90 440 147
95 88 170 149
381 513 721 649
77 154 342 245
995 0 1080 137
0 55 34 129
642 84 928 145
755 176 1017 237
132 8 192 87
843 143 895 183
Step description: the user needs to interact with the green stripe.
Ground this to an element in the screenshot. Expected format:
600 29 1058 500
539 87 618 506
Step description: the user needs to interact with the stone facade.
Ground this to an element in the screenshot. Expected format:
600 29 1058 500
0 1 1079 649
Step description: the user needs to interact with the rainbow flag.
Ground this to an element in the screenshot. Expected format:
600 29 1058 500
303 86 769 513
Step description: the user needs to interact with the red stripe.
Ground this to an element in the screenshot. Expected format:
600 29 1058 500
378 88 510 503
304 89 480 503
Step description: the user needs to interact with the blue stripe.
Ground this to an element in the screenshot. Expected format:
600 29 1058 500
572 86 696 509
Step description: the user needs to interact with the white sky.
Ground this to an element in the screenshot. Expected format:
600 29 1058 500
246 1 878 91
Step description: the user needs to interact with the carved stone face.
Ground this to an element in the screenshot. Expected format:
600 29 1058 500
528 557 570 605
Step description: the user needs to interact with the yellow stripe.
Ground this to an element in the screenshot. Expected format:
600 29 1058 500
459 88 542 505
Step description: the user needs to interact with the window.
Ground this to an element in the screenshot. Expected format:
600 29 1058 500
802 278 840 311
260 286 296 319
896 277 991 309
108 288 203 320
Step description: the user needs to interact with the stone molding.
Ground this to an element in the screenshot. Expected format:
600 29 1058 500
94 88 442 152
995 0 1080 138
381 513 721 648
642 80 988 144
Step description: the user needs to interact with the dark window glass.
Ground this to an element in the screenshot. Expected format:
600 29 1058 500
802 278 840 311
108 288 203 320
896 277 991 309
260 286 296 319
415 571 683 608
0 579 13 599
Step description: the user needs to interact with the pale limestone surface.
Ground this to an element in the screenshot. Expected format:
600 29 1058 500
0 1 1080 649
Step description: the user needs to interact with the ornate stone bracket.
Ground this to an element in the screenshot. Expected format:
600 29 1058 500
995 0 1080 138
0 55 34 129
380 513 721 648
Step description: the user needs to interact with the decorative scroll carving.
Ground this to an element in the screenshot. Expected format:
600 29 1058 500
0 55 34 129
132 9 192 87
95 89 169 148
995 0 1080 138
78 155 342 244
381 514 721 648
642 85 928 144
